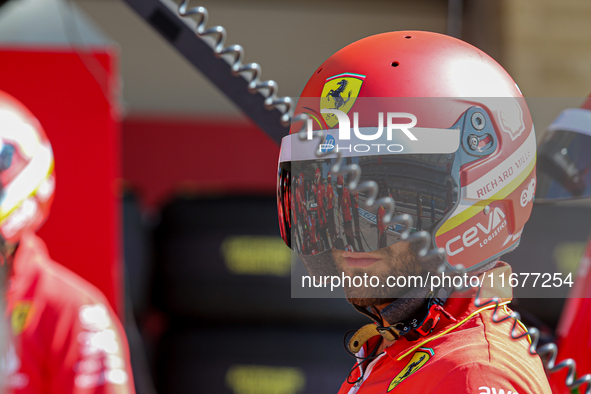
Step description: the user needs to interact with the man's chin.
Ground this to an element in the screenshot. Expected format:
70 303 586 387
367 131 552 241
347 297 396 308
343 283 408 302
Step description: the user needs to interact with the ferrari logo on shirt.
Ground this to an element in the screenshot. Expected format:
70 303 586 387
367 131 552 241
11 301 33 335
320 73 365 128
387 347 434 392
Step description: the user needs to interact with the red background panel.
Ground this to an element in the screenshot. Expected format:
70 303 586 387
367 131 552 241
0 48 122 316
121 115 278 208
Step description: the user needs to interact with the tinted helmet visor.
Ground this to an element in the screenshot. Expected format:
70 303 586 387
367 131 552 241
278 154 458 255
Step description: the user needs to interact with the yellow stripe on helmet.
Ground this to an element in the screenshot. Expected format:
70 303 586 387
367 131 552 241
436 157 536 237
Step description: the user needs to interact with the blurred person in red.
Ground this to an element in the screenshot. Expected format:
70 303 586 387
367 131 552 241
341 183 355 249
294 176 305 249
337 174 344 211
0 90 135 393
277 32 551 393
304 212 319 255
535 94 591 394
315 169 329 249
350 189 364 252
376 205 387 249
286 175 303 252
325 173 337 245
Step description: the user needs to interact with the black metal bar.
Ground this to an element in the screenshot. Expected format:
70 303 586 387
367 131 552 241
121 0 289 145
446 0 463 38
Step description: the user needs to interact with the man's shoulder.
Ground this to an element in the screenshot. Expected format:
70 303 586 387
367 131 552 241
36 257 109 309
15 233 108 307
438 311 536 363
431 312 551 393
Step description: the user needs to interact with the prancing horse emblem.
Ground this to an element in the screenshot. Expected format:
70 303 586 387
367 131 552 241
319 73 366 128
387 348 433 391
326 79 352 110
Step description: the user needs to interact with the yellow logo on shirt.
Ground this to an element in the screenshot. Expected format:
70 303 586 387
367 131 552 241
387 347 433 391
11 301 33 335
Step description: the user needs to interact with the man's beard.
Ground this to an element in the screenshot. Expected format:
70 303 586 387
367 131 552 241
347 297 396 308
300 240 426 307
342 243 424 304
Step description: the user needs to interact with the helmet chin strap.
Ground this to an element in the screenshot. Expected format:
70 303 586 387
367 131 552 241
347 285 454 354
346 259 499 355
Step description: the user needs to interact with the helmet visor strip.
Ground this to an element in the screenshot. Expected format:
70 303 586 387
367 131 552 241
278 124 462 256
536 108 591 202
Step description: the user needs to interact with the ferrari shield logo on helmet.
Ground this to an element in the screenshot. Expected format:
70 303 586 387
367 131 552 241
387 347 433 391
320 73 365 128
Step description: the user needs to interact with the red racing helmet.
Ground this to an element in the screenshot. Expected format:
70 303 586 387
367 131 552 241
277 31 536 271
0 90 55 245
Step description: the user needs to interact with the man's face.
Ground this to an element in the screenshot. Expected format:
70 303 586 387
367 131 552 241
332 241 425 305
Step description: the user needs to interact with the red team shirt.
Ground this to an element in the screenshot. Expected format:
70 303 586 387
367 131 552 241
317 184 325 209
338 263 551 394
316 184 327 226
295 188 303 215
342 193 352 222
5 232 135 394
326 184 334 210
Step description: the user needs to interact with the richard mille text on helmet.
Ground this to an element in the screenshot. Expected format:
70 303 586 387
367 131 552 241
276 32 551 394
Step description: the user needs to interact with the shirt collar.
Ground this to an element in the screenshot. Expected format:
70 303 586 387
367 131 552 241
384 261 514 360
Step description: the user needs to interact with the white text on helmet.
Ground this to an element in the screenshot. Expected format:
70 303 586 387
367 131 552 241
445 207 507 257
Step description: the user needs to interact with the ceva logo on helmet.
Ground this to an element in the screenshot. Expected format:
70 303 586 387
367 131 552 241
445 207 507 257
307 109 417 154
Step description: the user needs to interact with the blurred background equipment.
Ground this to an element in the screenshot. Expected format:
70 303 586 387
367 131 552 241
122 0 291 144
149 195 365 393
